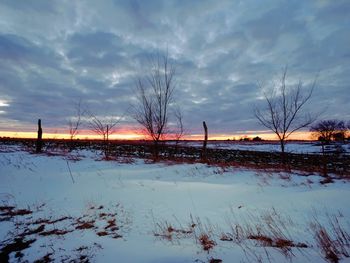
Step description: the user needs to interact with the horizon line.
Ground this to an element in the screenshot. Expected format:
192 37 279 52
0 130 314 141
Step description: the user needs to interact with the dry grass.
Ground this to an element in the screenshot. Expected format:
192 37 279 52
209 258 222 263
153 219 195 241
39 229 73 236
198 233 216 252
220 233 233 242
220 208 349 262
320 176 334 185
0 206 32 220
96 231 108 237
0 203 126 261
75 220 95 230
152 215 218 253
0 238 36 262
311 212 350 263
222 208 309 261
31 216 72 225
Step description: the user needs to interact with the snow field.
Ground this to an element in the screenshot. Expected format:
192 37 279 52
0 148 349 262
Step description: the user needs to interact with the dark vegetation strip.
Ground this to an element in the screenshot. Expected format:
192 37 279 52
1 138 349 176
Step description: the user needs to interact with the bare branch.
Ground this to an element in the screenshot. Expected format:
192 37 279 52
173 106 185 142
133 52 176 143
254 69 317 153
88 113 122 141
310 119 346 142
68 99 85 140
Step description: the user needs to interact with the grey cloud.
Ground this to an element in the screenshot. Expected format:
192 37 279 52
316 0 350 23
0 0 57 13
0 34 63 69
0 0 349 136
66 32 127 68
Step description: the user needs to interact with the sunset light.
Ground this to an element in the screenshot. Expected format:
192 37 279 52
0 131 144 140
0 130 313 141
0 1 349 262
1 1 348 140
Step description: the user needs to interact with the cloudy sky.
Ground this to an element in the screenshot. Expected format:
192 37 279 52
0 0 349 139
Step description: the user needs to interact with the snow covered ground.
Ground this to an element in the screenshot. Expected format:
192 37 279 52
1 146 350 262
176 140 350 154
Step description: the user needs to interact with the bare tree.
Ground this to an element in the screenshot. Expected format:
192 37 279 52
89 113 122 158
310 119 346 143
173 106 185 143
68 100 84 141
310 119 346 155
169 106 185 155
254 68 317 154
133 53 176 157
89 114 121 142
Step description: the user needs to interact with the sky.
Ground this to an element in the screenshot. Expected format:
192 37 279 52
0 0 349 140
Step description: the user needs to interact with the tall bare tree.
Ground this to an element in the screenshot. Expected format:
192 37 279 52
133 53 176 157
254 68 317 154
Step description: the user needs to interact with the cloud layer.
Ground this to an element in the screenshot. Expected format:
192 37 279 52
0 0 349 137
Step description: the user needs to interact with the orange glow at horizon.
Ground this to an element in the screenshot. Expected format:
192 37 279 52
186 131 313 141
0 130 314 141
0 128 145 140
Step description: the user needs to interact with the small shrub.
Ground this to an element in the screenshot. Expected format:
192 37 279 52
248 234 273 246
153 220 194 241
199 234 216 252
320 176 334 185
209 258 222 263
75 221 95 230
220 233 233 241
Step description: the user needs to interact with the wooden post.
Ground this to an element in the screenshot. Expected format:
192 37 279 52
105 125 109 159
201 121 208 161
36 119 43 153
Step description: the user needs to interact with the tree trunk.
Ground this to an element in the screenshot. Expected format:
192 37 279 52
321 143 324 155
321 143 328 177
36 119 43 153
201 121 208 161
280 140 285 154
105 125 109 159
69 134 75 151
280 139 286 165
153 139 159 161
